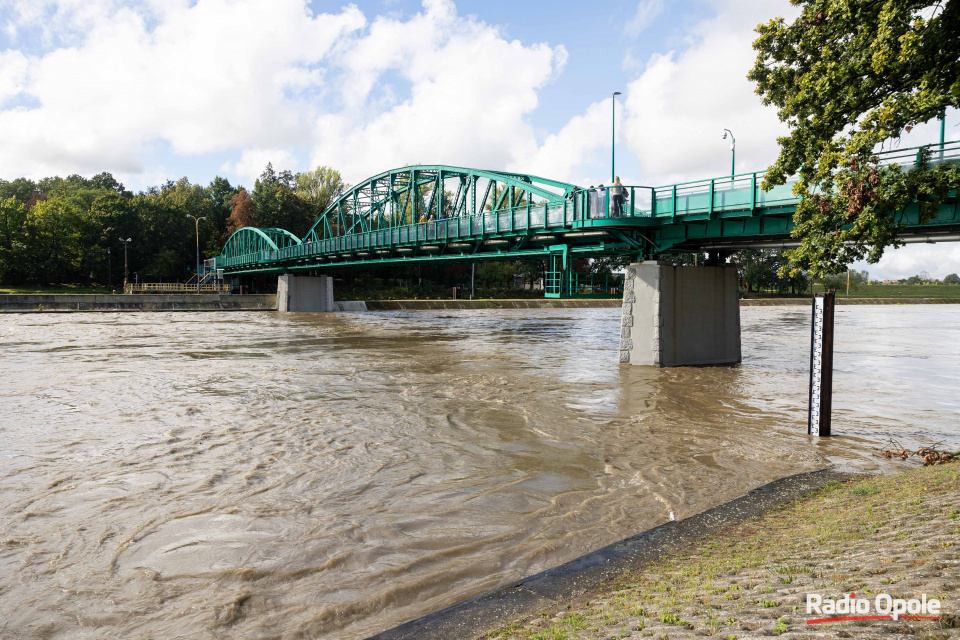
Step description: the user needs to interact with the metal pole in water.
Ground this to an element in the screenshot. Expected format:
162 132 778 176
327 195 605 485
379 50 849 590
808 291 836 436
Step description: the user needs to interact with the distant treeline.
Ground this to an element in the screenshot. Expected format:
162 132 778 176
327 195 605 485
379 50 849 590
0 163 345 285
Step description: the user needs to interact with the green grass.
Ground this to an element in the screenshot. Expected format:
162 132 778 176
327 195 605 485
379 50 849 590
811 282 960 298
486 464 960 640
773 617 788 635
0 284 115 294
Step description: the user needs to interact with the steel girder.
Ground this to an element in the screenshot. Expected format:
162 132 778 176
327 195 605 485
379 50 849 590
221 227 301 260
302 165 579 244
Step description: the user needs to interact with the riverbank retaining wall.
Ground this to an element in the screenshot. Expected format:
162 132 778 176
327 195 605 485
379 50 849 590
0 294 276 313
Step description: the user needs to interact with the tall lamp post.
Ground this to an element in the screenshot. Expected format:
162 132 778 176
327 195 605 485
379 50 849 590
186 215 207 294
119 238 131 290
722 129 736 177
107 247 112 289
611 91 622 182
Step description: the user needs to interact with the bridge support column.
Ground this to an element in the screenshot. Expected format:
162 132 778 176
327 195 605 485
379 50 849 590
619 261 740 366
277 274 334 312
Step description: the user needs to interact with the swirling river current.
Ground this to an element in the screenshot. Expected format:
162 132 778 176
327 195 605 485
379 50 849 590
1 305 958 639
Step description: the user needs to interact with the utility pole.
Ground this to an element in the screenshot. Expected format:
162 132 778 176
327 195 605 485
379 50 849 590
119 238 131 290
107 247 112 289
611 91 622 183
186 215 207 294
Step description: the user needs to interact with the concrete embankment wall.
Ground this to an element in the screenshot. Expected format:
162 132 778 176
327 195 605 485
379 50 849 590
361 299 622 310
0 294 277 313
355 297 960 310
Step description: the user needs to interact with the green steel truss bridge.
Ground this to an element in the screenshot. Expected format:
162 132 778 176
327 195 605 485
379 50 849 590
214 142 960 296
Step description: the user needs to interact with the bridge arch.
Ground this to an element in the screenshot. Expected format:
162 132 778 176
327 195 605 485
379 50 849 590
220 227 301 261
302 165 581 243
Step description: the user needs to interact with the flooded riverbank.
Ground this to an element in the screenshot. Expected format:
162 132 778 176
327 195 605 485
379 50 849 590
1 306 958 639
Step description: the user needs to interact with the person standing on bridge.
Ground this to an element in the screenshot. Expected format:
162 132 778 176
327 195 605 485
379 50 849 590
611 177 625 217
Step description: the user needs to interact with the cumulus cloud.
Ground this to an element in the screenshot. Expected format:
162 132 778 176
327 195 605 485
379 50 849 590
510 97 618 185
0 0 566 187
309 0 567 182
0 49 29 104
620 0 801 186
0 0 365 177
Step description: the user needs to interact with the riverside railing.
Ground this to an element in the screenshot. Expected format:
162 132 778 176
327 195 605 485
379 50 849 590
124 283 231 294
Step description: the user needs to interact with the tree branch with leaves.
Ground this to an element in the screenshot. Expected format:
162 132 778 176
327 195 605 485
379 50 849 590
750 0 960 277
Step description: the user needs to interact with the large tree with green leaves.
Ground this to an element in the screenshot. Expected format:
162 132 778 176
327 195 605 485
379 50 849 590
750 0 960 277
295 166 346 217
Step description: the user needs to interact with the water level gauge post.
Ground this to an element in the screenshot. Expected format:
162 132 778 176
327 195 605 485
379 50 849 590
808 291 836 436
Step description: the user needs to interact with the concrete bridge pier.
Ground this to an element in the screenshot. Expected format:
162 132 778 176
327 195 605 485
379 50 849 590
618 261 740 366
277 274 335 312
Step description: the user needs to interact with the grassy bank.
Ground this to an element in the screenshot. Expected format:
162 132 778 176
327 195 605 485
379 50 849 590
486 464 959 640
0 284 114 294
811 283 960 298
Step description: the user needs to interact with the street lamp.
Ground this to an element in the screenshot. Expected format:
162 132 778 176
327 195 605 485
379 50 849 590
119 238 131 290
107 247 112 289
722 129 736 177
186 215 207 294
612 91 622 183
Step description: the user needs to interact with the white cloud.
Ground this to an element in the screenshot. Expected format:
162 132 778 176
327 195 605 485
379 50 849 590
620 0 801 186
308 0 567 183
0 50 30 104
220 148 299 186
624 0 665 37
510 97 617 185
0 0 366 179
852 244 960 281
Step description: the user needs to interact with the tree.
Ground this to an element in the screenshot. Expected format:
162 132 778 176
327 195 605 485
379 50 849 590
296 166 346 217
944 273 960 284
478 261 518 288
750 1 960 278
251 163 314 237
224 189 257 240
735 249 810 295
205 176 237 254
0 197 27 283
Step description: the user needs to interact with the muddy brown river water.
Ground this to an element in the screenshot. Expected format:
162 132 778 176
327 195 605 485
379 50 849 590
1 306 958 639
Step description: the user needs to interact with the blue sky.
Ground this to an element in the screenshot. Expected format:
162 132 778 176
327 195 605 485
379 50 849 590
0 0 957 278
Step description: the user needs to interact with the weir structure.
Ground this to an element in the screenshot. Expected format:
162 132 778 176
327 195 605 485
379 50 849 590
213 142 960 366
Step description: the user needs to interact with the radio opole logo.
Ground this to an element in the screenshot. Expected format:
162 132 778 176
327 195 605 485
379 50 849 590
806 592 941 624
